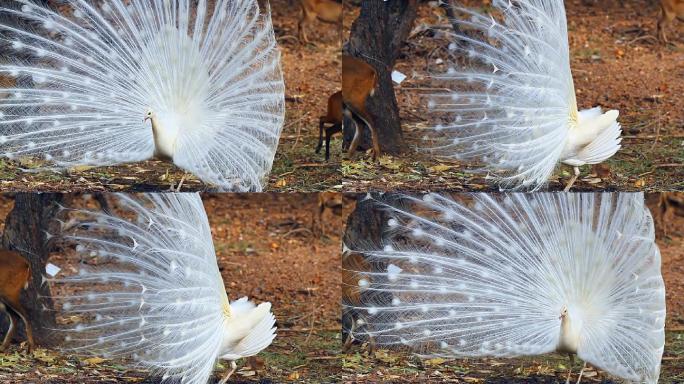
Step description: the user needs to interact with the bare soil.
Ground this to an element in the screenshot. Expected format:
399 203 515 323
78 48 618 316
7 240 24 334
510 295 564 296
0 0 342 193
342 0 684 193
0 193 343 383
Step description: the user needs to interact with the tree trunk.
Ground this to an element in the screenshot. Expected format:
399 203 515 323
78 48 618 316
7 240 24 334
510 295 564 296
1 193 64 347
344 0 419 155
341 194 392 347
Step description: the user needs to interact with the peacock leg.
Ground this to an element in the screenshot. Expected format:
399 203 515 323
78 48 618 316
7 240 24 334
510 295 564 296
565 353 574 384
575 361 587 384
564 166 580 192
218 360 237 384
176 173 188 191
169 173 188 192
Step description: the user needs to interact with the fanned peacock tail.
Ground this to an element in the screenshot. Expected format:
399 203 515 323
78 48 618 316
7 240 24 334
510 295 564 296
0 0 284 191
50 193 241 384
424 0 582 190
344 193 665 383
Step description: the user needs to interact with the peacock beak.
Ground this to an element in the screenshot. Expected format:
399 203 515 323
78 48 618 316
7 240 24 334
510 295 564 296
144 116 150 123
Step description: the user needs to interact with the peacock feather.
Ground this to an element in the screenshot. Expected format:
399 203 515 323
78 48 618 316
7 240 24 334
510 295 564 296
0 0 285 191
50 193 277 384
344 192 665 383
425 0 622 190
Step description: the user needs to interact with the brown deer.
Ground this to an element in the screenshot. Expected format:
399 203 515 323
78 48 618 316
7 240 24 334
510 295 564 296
316 91 343 161
313 192 343 235
0 250 34 353
297 0 342 44
342 55 381 160
658 0 684 43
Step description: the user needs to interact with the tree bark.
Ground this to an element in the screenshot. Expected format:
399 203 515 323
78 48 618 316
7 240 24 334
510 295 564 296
341 194 393 346
1 193 64 347
344 0 419 154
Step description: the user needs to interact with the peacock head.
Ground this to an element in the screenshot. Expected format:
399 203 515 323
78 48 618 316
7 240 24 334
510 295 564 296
143 109 155 123
559 305 568 320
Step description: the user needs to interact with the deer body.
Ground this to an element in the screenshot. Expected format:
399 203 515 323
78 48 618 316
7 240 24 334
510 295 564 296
658 0 684 43
316 91 343 160
342 56 380 160
0 250 34 353
297 0 342 43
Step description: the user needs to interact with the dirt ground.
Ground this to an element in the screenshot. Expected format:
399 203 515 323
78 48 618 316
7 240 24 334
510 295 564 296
341 193 684 383
0 193 343 383
267 0 343 192
342 0 684 193
0 0 342 193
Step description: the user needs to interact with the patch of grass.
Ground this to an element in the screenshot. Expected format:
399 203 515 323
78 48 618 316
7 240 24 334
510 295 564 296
574 47 603 61
341 331 684 382
0 159 18 180
268 136 341 192
607 136 684 190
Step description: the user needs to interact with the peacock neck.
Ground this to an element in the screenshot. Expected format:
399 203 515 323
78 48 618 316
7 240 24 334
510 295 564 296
557 311 580 354
150 116 177 161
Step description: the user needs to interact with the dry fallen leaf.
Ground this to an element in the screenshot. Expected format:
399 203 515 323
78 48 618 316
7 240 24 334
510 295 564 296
83 357 106 365
429 164 455 173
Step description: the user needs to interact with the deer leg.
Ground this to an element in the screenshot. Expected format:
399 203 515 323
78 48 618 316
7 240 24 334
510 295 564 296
298 9 316 44
316 119 325 154
324 125 339 161
347 117 362 160
349 109 380 161
297 9 306 43
564 166 580 192
325 124 341 161
10 304 34 353
0 309 17 352
325 131 332 161
368 124 380 161
218 360 237 384
657 15 667 43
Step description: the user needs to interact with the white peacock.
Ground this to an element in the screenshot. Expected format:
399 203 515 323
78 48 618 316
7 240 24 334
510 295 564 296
426 0 622 191
344 192 665 383
51 193 276 384
0 0 285 191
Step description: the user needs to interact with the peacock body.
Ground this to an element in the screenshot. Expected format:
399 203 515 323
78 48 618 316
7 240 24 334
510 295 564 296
0 0 284 191
427 0 622 190
344 193 665 383
51 193 276 384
